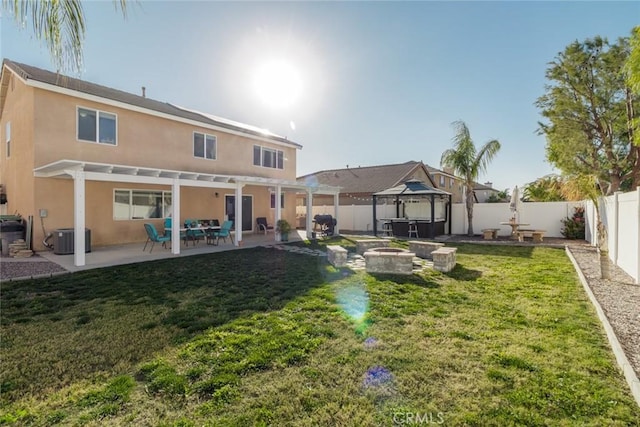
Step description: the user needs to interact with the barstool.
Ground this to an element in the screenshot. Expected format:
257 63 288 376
382 221 393 237
408 221 419 238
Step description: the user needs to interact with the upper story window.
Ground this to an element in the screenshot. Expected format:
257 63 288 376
5 122 10 158
77 107 117 145
439 175 445 186
193 132 216 160
253 145 284 169
449 178 454 188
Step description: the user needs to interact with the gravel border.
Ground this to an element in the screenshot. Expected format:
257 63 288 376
566 245 640 405
0 254 68 281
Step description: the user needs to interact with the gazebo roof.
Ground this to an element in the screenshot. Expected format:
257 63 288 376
374 179 451 197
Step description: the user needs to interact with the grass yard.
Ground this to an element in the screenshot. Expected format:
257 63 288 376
1 238 639 426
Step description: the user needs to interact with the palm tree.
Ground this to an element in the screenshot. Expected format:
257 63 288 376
441 121 501 236
3 0 127 73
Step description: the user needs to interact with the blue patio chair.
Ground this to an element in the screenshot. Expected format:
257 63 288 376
214 220 234 244
164 218 188 245
185 219 206 245
143 223 171 253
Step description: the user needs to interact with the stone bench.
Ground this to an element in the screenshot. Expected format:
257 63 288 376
516 229 546 243
364 249 415 275
432 247 457 272
408 241 444 259
481 228 500 240
356 239 390 255
327 245 348 267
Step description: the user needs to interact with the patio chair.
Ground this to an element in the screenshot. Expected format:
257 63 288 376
214 220 234 244
185 219 206 244
164 218 188 245
256 217 274 234
143 223 171 253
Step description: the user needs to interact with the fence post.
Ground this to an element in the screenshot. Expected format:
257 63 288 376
613 192 619 265
636 187 640 284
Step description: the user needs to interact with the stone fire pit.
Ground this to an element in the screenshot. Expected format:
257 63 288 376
363 247 415 275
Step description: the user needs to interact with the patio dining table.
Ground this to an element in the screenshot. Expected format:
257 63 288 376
500 221 530 239
166 226 221 246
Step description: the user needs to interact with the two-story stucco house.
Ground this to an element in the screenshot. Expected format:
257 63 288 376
0 60 338 266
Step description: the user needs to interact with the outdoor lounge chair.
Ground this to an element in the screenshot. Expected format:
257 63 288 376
143 223 171 253
214 220 234 244
256 217 274 234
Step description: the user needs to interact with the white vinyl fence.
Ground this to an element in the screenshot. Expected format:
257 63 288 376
584 188 640 284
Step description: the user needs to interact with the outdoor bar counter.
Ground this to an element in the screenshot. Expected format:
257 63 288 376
383 218 446 238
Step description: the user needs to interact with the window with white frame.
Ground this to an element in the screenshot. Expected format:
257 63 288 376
114 189 172 220
439 175 445 186
77 107 117 145
449 178 454 188
270 192 285 209
193 132 216 160
253 145 284 169
5 122 10 158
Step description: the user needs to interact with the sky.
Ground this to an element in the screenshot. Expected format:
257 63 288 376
2 1 639 192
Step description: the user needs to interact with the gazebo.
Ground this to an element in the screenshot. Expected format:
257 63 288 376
372 179 452 239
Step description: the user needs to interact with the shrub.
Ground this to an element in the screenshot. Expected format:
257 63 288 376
561 206 585 239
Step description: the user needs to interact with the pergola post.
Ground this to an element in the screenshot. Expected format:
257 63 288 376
72 170 86 267
235 183 243 246
430 194 435 238
275 184 282 242
171 179 181 254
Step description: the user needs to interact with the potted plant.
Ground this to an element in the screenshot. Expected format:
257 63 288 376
276 219 292 242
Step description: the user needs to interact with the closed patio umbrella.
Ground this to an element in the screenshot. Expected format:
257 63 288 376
509 186 521 222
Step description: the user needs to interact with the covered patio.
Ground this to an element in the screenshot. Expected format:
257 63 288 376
34 160 340 267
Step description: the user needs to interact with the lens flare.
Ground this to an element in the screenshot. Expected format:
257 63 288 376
335 284 369 322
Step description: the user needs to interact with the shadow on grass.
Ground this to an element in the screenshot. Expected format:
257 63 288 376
367 272 439 289
2 247 326 333
445 264 483 281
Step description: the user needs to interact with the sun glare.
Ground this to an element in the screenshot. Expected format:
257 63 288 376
253 60 303 109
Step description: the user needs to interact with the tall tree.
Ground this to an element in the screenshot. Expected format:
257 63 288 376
441 121 501 236
522 175 567 202
536 35 640 196
626 26 640 95
3 0 127 73
625 26 640 146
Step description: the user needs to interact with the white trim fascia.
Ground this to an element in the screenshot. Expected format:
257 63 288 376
33 159 340 193
24 78 300 149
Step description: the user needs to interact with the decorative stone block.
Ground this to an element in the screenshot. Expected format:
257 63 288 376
481 228 499 240
364 248 415 275
408 241 444 259
432 247 457 273
356 239 390 255
327 245 348 267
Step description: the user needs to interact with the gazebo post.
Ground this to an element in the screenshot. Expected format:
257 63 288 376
448 195 452 235
373 194 378 237
395 195 400 218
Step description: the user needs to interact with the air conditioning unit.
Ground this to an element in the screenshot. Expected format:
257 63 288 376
53 228 91 255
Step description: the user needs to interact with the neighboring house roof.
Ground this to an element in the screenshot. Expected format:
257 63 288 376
473 182 497 191
1 59 299 147
297 161 437 194
425 165 459 180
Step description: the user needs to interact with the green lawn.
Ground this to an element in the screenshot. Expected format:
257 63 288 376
1 238 638 426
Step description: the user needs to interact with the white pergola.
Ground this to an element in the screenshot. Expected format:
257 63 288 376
34 160 341 266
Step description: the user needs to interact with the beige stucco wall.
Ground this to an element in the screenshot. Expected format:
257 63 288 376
32 89 297 179
2 71 299 251
0 72 36 221
32 179 296 250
